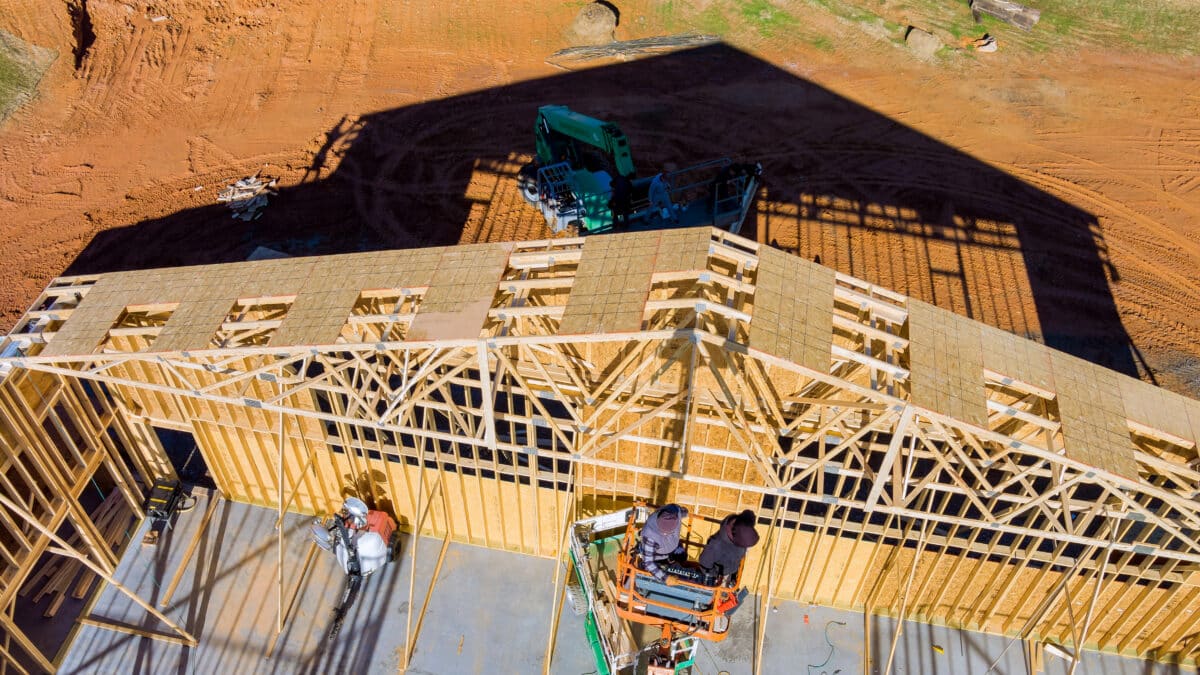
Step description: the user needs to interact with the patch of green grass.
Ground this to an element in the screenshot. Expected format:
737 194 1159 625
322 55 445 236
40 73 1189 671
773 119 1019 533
0 32 54 124
894 0 1200 56
662 0 1199 57
738 0 800 39
653 0 683 32
0 46 33 120
809 34 836 52
1035 0 1200 54
696 6 732 35
1039 10 1081 37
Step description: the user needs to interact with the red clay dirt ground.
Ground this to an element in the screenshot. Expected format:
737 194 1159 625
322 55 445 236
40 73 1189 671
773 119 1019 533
1 0 1199 394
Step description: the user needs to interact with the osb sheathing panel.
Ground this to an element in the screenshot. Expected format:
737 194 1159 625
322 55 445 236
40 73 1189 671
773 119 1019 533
174 374 573 553
560 234 657 335
907 300 987 426
272 288 362 347
107 362 189 424
116 415 176 480
979 322 1055 394
11 365 1200 659
1052 351 1140 482
777 528 1200 653
408 243 511 342
766 528 872 608
39 244 520 357
750 245 834 372
655 228 712 273
154 297 239 352
1120 375 1200 453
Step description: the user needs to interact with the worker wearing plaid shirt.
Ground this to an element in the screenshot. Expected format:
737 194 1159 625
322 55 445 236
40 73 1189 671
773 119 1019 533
638 504 688 583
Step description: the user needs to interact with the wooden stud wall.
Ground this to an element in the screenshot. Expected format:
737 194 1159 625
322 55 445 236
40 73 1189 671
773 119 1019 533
0 368 153 672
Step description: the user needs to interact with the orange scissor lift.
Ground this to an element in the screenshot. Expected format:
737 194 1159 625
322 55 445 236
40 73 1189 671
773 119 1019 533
567 504 745 675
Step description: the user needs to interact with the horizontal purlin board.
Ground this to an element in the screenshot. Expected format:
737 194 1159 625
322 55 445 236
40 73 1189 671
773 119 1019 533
1051 351 1139 481
407 243 511 341
907 300 986 427
749 246 833 373
559 232 658 335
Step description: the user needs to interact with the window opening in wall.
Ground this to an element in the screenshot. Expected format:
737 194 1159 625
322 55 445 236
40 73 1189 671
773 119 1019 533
152 427 216 491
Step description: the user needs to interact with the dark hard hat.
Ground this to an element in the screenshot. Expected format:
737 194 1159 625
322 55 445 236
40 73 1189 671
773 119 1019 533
658 504 682 524
732 509 760 548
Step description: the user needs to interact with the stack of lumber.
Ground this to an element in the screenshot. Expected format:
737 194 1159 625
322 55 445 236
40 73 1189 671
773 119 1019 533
21 491 134 617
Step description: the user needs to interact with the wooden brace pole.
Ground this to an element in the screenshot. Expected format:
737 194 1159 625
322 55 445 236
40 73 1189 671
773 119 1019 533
754 499 786 675
542 462 580 675
159 491 223 607
884 521 930 674
404 532 451 667
265 542 319 659
77 616 193 647
276 411 285 635
1068 516 1118 675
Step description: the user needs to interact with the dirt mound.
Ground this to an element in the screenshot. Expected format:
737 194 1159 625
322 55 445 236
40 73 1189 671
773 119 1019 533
566 2 617 47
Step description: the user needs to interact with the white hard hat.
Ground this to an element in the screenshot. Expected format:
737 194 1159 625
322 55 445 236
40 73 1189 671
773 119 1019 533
343 497 369 527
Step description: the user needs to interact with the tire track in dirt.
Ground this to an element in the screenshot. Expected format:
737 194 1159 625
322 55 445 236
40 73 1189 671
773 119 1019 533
1030 142 1200 203
271 11 318 103
1003 164 1200 275
1001 166 1200 341
163 23 192 87
98 21 149 113
334 0 376 92
213 47 259 134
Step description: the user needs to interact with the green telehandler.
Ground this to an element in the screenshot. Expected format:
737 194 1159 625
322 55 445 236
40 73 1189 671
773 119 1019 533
519 105 761 235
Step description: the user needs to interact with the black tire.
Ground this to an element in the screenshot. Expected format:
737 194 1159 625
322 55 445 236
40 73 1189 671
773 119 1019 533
388 531 401 562
518 163 540 204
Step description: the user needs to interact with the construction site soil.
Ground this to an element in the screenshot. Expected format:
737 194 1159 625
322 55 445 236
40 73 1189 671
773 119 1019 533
2 1 1199 394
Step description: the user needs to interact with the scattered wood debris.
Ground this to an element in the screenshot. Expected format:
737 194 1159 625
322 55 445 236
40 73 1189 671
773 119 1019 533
959 33 999 52
218 173 277 221
548 34 720 67
20 491 132 617
970 0 1041 31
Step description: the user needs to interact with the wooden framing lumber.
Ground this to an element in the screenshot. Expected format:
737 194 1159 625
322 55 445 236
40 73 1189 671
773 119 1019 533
76 616 193 647
0 227 1199 668
159 491 222 607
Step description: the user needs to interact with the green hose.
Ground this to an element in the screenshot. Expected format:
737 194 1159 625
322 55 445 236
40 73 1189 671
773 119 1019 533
807 620 847 673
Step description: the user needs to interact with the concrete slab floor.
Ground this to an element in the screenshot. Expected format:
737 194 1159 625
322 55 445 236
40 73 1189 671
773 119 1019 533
56 498 1195 674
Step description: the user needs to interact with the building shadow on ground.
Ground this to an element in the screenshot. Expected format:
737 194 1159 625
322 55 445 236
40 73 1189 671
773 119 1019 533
65 42 1139 376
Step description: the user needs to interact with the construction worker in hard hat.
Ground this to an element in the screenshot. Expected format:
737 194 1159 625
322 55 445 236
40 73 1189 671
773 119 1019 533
312 497 398 577
638 503 689 584
699 509 760 584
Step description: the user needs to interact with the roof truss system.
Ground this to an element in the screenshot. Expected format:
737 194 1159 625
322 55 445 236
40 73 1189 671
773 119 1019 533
2 228 1200 668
